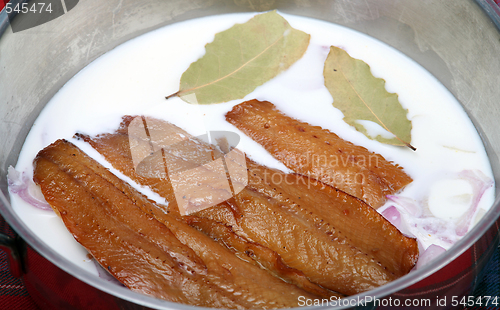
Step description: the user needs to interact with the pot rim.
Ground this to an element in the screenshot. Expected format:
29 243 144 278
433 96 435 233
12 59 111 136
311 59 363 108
476 0 500 30
0 1 499 309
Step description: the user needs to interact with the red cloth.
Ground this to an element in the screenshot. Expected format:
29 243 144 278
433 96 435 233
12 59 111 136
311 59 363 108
0 216 39 310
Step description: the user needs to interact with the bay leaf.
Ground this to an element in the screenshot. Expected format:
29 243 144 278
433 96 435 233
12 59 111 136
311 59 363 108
323 46 415 150
167 11 310 104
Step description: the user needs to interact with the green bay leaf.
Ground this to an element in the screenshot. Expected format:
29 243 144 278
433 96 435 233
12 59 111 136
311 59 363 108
169 11 310 104
323 46 414 150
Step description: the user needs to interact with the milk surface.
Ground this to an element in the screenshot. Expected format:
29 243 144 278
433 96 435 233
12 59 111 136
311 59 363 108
10 12 495 276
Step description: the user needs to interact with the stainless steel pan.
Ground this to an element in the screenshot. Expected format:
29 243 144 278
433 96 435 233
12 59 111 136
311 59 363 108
1 1 499 309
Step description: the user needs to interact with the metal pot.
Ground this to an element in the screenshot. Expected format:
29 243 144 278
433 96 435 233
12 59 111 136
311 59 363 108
0 0 499 309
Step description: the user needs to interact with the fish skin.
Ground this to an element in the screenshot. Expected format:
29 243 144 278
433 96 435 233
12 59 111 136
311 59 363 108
225 99 413 208
225 186 396 295
33 139 323 309
77 121 342 299
184 215 341 299
244 160 418 278
79 116 417 296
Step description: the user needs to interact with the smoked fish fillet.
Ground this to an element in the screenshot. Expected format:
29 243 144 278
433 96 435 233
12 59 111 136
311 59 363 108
225 100 413 208
244 160 418 279
33 139 327 309
76 118 340 299
79 116 418 296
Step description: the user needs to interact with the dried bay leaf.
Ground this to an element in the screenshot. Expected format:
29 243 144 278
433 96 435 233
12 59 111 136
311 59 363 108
324 46 415 150
167 11 310 104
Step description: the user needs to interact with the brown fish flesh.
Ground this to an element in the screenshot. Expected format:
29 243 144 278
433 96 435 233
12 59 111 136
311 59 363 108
225 99 413 208
33 139 328 309
78 115 418 296
76 117 341 299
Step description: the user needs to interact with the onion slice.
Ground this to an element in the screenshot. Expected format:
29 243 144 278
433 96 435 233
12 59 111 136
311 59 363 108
7 166 52 211
454 170 493 236
381 206 401 229
386 195 421 217
416 244 446 270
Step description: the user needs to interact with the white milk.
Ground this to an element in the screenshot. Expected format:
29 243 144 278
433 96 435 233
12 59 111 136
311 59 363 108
10 12 495 276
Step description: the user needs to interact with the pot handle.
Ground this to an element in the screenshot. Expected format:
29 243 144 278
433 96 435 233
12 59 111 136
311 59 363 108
0 232 25 278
